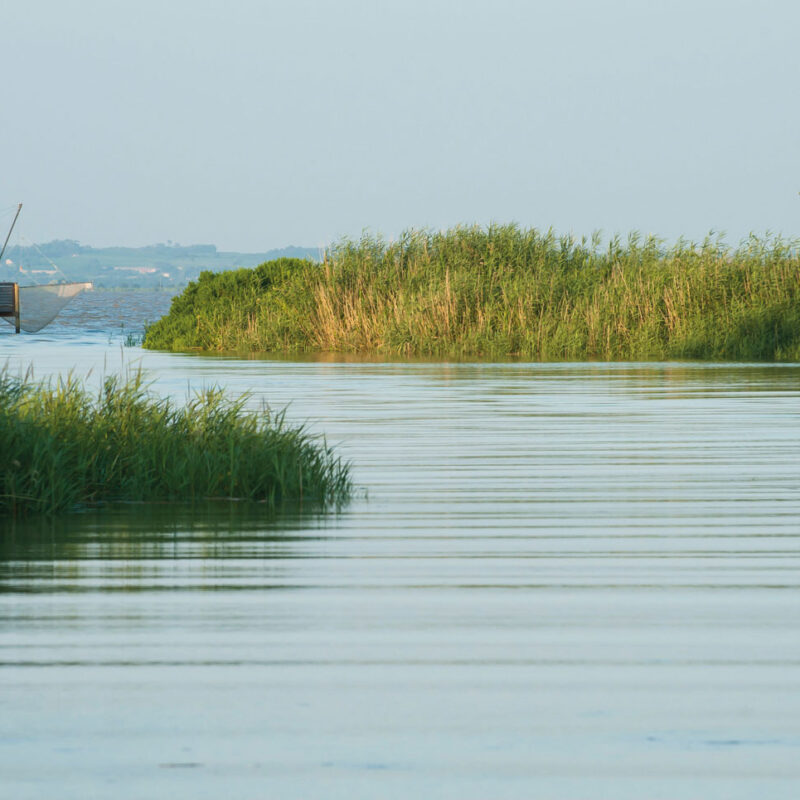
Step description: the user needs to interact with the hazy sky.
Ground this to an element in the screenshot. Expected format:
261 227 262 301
2 0 798 250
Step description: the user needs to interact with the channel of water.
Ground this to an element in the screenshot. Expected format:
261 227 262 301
1 291 799 798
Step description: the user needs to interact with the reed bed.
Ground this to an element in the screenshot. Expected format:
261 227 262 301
0 368 351 516
143 226 800 361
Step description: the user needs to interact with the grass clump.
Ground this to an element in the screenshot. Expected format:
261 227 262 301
0 368 351 517
143 227 800 361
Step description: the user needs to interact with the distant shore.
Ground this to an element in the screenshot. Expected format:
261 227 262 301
1 241 319 290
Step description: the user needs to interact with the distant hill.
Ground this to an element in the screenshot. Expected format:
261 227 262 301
0 240 321 289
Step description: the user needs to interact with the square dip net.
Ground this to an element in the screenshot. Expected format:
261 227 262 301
0 282 93 333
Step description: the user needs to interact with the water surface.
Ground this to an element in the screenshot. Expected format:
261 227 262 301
1 292 799 799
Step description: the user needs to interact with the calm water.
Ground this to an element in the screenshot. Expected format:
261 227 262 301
2 292 800 799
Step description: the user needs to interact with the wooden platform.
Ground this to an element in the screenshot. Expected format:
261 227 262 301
0 282 20 333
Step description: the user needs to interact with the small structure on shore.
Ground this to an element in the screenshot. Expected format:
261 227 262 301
0 280 93 333
0 203 92 333
0 282 20 332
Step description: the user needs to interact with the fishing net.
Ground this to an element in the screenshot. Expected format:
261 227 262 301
0 282 92 333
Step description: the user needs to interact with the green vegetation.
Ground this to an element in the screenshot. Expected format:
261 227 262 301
143 226 800 361
0 368 351 516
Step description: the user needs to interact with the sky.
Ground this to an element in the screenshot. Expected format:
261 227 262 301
2 0 798 251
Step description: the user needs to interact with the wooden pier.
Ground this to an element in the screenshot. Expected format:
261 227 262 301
0 282 20 333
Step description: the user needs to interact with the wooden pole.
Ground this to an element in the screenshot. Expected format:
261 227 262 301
14 282 20 334
0 203 23 264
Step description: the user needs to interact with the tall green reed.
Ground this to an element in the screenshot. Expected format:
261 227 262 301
143 228 800 361
0 367 351 517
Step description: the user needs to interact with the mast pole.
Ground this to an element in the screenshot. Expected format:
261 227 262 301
0 202 23 265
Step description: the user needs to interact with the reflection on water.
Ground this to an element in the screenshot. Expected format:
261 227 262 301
1 502 337 576
1 296 800 799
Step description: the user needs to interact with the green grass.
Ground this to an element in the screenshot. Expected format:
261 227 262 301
142 226 800 361
0 368 351 516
